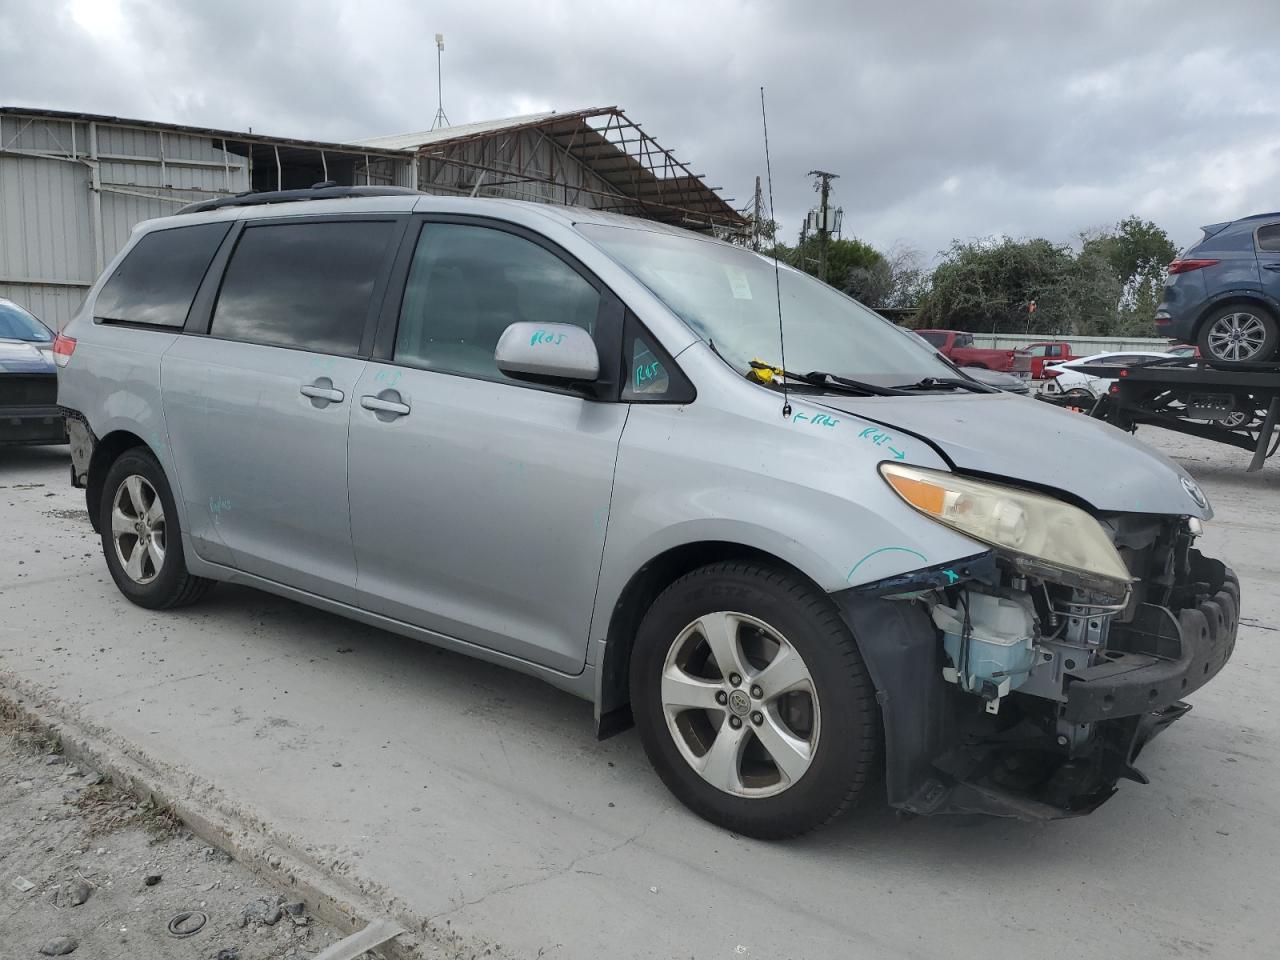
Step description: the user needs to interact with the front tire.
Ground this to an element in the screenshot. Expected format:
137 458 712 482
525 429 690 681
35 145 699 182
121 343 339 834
99 448 212 609
630 561 878 839
1197 304 1279 363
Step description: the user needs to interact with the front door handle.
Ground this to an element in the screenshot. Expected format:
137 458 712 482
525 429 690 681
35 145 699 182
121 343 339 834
361 392 411 419
300 378 345 406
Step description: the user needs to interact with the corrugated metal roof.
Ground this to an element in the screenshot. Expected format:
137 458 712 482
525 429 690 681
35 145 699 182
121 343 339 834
355 107 609 151
0 106 414 158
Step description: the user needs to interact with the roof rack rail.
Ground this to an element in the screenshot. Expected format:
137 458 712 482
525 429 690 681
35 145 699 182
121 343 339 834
177 182 424 215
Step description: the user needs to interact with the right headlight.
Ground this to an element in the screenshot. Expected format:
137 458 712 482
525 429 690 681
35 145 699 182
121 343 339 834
879 463 1132 588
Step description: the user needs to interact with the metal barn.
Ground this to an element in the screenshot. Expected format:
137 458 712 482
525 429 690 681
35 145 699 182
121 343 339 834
359 106 744 233
0 107 415 328
0 105 743 330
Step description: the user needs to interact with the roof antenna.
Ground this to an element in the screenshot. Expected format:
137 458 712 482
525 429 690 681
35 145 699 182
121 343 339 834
760 86 790 419
431 33 451 130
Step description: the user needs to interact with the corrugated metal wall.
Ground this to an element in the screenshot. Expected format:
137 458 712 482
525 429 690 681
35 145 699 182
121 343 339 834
419 127 620 206
0 111 413 329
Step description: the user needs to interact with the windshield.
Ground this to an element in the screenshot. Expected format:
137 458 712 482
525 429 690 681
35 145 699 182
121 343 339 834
578 224 955 385
0 302 53 342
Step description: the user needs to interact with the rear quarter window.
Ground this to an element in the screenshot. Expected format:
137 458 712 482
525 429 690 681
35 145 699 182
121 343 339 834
1257 224 1280 253
95 222 231 326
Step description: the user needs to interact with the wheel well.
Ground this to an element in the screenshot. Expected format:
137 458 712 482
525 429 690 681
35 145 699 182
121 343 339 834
1194 296 1278 338
595 541 822 738
86 430 150 532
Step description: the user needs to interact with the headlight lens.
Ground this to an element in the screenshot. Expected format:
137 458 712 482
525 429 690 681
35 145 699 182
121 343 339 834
880 463 1132 586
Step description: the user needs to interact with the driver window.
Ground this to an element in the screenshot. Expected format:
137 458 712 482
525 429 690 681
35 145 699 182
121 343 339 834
394 223 601 382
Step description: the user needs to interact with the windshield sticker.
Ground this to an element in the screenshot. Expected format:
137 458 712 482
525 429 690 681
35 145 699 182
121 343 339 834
530 329 567 346
847 546 928 583
858 426 907 461
724 266 753 300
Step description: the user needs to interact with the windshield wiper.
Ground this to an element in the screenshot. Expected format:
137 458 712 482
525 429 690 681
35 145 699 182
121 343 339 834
892 376 998 394
745 360 907 397
803 370 908 397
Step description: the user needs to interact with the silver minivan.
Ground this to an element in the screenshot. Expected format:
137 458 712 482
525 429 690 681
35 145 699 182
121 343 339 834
55 187 1239 837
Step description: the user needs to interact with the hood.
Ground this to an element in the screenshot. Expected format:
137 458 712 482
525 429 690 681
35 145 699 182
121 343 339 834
0 339 54 373
813 391 1212 519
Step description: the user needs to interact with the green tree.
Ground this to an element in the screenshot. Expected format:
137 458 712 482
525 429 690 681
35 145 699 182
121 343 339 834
1087 215 1179 286
792 236 884 286
916 237 1090 334
1082 216 1178 334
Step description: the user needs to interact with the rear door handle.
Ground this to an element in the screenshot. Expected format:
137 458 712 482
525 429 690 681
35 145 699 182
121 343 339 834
1263 263 1280 272
361 394 411 417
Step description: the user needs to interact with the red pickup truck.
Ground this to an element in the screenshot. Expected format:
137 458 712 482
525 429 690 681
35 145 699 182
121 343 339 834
915 330 1034 375
1023 341 1077 378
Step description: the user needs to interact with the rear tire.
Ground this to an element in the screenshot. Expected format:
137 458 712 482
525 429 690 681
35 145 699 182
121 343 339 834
1197 304 1279 363
630 561 879 839
99 448 212 610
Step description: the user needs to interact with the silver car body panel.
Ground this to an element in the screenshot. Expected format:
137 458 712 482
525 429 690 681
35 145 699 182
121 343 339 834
807 390 1212 520
57 194 1209 707
161 337 368 604
347 361 627 674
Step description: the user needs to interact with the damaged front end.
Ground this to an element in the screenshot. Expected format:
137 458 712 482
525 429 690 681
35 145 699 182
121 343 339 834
834 512 1239 821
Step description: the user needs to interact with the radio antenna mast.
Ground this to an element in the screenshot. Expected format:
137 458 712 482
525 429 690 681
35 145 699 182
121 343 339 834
760 86 790 418
431 33 451 130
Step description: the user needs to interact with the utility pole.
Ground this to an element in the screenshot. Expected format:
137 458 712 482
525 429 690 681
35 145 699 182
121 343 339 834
807 169 840 282
431 33 450 131
750 176 765 251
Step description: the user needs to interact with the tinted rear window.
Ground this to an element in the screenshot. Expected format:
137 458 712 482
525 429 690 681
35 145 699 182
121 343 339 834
210 220 397 354
918 331 947 347
1257 224 1280 253
95 222 231 326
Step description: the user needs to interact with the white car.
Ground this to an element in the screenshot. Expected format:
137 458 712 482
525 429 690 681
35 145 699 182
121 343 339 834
1041 351 1174 400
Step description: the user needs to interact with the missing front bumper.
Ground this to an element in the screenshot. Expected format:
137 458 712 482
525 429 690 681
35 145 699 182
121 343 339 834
833 557 1241 821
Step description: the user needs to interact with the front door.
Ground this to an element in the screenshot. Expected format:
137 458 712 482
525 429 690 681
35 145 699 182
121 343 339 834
347 220 627 673
162 217 401 605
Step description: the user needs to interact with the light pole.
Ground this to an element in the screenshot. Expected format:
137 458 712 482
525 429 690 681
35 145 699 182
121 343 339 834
431 33 450 131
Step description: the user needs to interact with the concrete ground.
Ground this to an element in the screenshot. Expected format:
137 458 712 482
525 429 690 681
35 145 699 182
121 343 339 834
0 428 1276 960
0 699 340 960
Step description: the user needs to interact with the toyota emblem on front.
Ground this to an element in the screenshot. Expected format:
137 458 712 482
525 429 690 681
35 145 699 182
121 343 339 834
1181 476 1209 510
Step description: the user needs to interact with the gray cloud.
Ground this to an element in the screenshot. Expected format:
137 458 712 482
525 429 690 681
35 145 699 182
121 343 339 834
3 0 1278 259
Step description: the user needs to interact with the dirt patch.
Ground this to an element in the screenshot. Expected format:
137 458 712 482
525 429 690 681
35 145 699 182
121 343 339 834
0 701 354 959
41 508 91 523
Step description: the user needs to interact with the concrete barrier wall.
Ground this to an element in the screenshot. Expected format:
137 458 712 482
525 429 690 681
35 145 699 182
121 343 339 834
969 332 1174 353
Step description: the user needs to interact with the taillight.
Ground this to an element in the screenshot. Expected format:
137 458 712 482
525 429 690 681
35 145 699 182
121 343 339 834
1167 258 1220 274
52 333 76 367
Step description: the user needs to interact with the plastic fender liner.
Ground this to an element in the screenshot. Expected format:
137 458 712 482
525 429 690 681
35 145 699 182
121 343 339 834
832 552 994 806
829 588 946 808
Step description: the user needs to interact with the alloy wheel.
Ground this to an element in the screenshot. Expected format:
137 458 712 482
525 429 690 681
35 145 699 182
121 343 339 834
110 475 166 584
1206 312 1268 362
660 611 820 798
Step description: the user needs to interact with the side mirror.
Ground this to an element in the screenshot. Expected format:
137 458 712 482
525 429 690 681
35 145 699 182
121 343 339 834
495 322 599 384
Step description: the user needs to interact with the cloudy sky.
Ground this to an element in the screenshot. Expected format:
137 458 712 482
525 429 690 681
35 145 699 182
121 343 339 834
3 0 1277 260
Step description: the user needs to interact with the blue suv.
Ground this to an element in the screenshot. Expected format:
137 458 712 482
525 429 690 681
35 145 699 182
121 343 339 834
1157 213 1280 363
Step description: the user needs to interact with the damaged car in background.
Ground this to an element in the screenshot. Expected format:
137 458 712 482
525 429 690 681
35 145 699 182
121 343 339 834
56 190 1238 838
